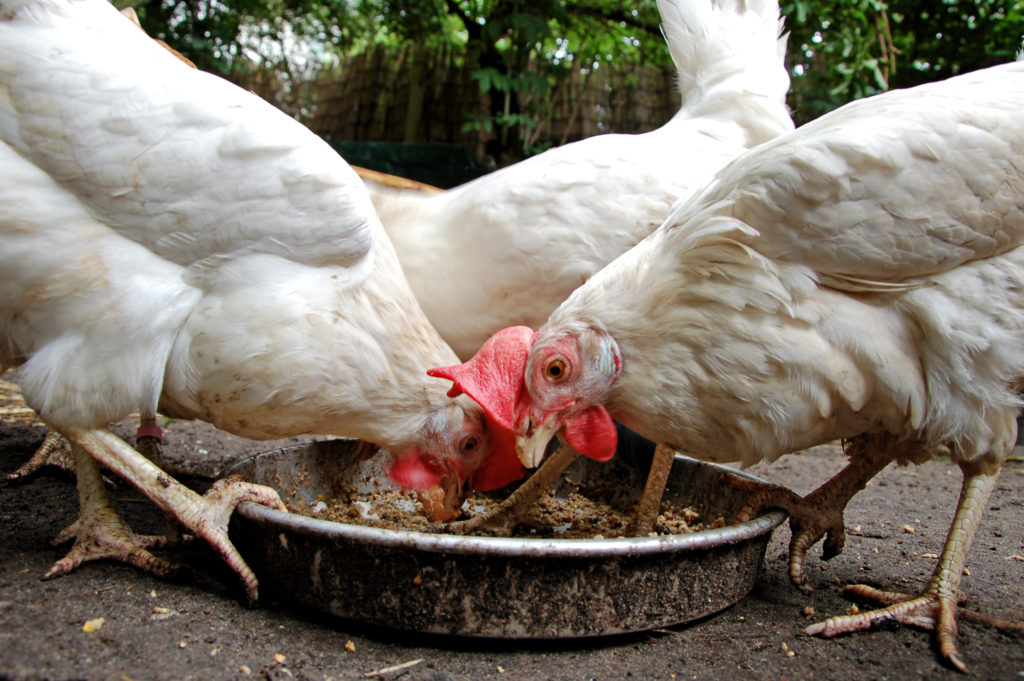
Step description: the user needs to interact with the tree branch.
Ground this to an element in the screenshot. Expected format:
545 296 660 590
570 4 661 37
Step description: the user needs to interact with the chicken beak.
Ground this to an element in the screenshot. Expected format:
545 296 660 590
416 463 467 522
515 415 562 468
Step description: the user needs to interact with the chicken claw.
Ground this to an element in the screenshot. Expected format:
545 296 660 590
805 586 967 672
46 445 180 581
731 474 845 591
805 463 1006 673
9 412 165 483
46 505 180 580
65 427 285 603
183 474 287 602
7 430 74 480
199 474 287 535
733 436 897 589
429 499 518 537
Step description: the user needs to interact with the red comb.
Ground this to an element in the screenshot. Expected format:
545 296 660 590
429 326 537 491
428 326 536 431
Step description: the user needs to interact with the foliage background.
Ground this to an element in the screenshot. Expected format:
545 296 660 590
117 0 1024 167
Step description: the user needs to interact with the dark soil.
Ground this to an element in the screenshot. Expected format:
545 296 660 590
1 413 1022 681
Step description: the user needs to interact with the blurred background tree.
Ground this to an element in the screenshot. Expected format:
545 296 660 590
117 0 1024 164
783 0 1023 124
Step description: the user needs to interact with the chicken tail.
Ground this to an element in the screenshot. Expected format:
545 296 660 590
658 0 793 145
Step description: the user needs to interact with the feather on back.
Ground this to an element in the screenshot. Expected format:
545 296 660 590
546 59 1024 467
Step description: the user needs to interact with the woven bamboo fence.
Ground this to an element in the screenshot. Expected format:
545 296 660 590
234 44 680 165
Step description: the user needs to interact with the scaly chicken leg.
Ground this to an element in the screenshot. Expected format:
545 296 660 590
62 426 285 602
805 460 1002 673
626 443 675 536
46 443 179 579
134 411 166 468
731 435 899 589
437 442 675 537
435 443 580 535
132 411 191 546
6 429 73 480
11 412 186 546
8 411 165 480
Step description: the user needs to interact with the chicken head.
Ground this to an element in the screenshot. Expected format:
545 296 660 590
429 325 621 472
386 400 514 520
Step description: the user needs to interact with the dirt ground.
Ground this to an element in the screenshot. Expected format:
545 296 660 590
1 403 1022 680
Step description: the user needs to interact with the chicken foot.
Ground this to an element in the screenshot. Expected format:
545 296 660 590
6 429 74 480
805 462 1002 673
62 426 285 603
8 410 165 481
45 444 180 580
731 435 895 590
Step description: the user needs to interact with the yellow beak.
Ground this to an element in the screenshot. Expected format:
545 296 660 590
515 416 562 468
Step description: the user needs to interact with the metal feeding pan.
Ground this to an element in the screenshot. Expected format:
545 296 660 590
228 439 785 638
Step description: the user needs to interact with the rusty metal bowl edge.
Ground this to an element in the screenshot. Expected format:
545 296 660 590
228 439 786 638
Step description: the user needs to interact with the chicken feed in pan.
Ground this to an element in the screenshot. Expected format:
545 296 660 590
285 479 726 538
228 439 784 638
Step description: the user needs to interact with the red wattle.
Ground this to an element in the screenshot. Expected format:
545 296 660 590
562 406 618 462
387 453 440 490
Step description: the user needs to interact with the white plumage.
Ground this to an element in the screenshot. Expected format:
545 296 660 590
368 0 793 361
572 71 1024 464
0 0 500 598
444 59 1024 670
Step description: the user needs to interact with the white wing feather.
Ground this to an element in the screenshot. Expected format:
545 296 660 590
554 59 1024 467
375 0 793 359
0 0 462 452
0 0 376 275
666 62 1024 283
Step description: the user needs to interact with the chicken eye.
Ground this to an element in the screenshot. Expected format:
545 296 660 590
460 435 480 454
545 358 568 382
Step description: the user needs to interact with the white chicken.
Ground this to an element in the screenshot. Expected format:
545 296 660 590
384 0 793 514
436 59 1024 670
369 0 794 362
4 5 194 486
0 0 505 599
9 0 794 523
10 0 794 513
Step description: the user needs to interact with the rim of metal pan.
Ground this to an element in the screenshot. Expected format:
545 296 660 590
236 462 787 559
